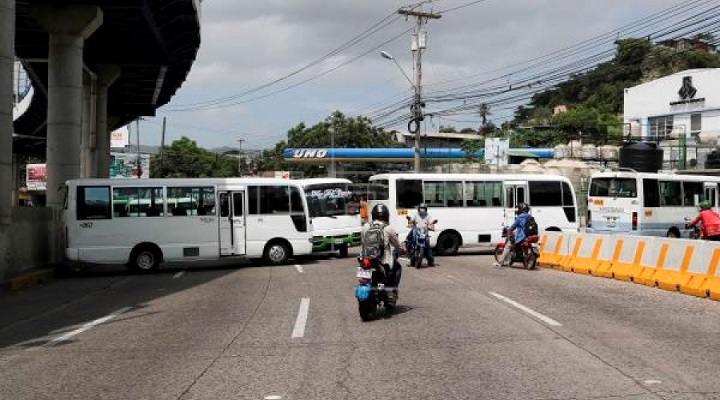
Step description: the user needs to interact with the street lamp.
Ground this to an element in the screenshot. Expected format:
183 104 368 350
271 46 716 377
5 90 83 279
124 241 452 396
380 50 423 172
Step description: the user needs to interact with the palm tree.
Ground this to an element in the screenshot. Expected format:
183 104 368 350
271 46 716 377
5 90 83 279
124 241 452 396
478 103 491 131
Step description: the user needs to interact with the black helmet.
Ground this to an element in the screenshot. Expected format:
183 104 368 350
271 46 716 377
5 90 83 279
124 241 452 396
371 204 390 223
516 203 530 214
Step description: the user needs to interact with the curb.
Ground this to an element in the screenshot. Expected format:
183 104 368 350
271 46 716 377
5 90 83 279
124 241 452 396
0 269 55 295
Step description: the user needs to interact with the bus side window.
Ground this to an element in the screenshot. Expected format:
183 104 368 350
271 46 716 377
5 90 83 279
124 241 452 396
643 179 660 207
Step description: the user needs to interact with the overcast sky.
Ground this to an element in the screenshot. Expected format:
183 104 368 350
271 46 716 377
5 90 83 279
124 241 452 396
140 0 683 150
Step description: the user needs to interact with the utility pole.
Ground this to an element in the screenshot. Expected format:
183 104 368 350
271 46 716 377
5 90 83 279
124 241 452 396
398 6 441 172
135 119 141 178
237 138 245 176
159 117 166 177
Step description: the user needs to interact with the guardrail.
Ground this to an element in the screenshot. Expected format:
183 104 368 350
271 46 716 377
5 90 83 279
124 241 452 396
538 231 720 300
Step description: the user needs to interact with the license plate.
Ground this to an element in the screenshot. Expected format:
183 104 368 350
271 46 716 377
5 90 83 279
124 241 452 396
334 238 345 244
356 268 373 279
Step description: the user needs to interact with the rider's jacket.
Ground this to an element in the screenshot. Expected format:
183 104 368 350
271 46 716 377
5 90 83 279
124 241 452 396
688 209 720 238
509 212 530 244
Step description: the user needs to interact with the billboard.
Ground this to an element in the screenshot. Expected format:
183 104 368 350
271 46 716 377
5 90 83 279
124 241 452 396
484 138 510 167
110 127 129 148
26 163 47 191
110 153 151 179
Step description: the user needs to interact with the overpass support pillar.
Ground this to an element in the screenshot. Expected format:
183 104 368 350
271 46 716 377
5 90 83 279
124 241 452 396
94 65 119 178
32 4 102 206
0 0 15 280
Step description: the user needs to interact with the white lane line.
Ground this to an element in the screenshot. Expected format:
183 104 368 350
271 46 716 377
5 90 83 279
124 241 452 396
173 271 185 279
291 298 310 338
294 264 304 273
43 307 131 347
489 292 562 327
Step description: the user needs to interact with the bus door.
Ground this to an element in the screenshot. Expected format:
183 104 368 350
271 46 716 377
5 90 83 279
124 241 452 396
704 183 719 212
503 181 528 225
219 191 247 256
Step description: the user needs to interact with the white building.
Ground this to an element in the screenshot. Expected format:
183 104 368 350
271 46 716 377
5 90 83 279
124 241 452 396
624 68 720 169
624 68 720 143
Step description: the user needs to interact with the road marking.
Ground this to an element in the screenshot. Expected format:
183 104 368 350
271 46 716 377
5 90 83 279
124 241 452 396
643 380 662 385
291 298 310 338
173 271 185 279
294 264 303 273
489 292 562 327
43 307 131 347
264 396 283 400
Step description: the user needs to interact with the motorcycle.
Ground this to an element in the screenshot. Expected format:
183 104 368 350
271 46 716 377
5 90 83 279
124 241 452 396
493 226 540 269
685 217 701 239
355 252 400 321
406 218 438 268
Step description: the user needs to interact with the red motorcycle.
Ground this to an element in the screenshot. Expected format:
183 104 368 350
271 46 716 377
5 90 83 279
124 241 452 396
493 227 540 269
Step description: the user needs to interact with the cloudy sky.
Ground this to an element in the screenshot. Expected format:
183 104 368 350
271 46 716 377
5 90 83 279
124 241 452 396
141 0 684 150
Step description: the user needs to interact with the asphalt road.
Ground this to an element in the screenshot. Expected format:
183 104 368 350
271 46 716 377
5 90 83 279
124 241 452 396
2 251 720 400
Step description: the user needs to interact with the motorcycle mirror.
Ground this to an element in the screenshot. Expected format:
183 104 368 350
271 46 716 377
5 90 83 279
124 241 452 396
433 219 438 224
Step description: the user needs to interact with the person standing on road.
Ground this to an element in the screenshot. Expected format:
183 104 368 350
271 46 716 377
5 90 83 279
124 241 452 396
686 200 720 240
359 195 369 225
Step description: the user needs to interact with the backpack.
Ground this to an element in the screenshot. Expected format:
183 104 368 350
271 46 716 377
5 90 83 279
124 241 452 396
362 222 385 261
525 215 539 237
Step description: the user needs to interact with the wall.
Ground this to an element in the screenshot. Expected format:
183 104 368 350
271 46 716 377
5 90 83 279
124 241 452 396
3 207 52 279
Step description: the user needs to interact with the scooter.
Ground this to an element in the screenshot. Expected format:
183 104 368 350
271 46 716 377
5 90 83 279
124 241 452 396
494 227 540 269
355 252 399 321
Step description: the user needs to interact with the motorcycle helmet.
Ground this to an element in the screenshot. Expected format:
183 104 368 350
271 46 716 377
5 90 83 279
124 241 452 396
700 200 712 211
418 203 428 217
516 203 530 214
371 204 390 223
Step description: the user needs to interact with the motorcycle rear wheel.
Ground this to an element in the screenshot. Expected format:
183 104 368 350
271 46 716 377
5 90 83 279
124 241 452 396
522 247 538 270
358 300 375 321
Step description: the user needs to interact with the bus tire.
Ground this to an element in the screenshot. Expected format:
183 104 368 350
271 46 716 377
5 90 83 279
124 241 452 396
436 231 461 256
338 244 349 258
667 228 681 239
129 244 162 273
263 240 292 265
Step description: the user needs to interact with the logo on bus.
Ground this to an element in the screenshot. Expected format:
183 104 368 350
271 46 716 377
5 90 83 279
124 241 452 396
292 149 328 158
593 199 604 206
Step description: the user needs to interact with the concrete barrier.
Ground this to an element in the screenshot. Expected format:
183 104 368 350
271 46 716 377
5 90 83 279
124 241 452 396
537 231 720 302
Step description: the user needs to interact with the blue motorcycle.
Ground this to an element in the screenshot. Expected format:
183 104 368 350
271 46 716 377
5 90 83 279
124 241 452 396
406 218 437 268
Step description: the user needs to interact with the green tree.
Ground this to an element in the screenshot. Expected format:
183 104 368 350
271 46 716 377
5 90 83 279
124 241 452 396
151 137 239 178
438 125 458 133
287 111 396 148
460 139 484 163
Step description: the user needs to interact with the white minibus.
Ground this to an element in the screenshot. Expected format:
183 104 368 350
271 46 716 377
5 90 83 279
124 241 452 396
299 178 362 257
587 170 720 238
367 173 579 254
64 177 359 272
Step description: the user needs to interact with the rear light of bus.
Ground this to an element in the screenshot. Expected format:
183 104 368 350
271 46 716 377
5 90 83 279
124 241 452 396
632 212 638 231
587 210 592 228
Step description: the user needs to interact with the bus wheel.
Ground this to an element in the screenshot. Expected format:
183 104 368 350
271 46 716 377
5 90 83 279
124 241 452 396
129 245 161 273
338 244 349 258
436 231 461 256
264 241 291 265
667 229 680 239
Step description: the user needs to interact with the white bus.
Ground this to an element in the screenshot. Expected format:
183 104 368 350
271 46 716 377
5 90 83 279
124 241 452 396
64 177 360 272
587 170 720 238
367 173 579 255
299 178 361 257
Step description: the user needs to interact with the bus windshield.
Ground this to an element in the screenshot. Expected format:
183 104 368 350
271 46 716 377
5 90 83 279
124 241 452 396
589 177 637 198
305 183 357 218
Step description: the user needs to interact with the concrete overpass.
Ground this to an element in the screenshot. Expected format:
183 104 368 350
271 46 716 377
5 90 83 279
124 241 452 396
0 0 201 283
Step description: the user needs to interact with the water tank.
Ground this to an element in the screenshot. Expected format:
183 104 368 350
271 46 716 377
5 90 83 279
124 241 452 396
553 144 568 159
705 149 720 169
581 144 597 160
618 142 663 173
599 145 619 160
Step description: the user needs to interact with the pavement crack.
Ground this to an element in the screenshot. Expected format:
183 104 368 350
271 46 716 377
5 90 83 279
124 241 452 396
174 267 273 400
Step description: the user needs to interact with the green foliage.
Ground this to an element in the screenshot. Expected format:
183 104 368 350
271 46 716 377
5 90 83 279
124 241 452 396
438 125 457 133
460 139 484 162
287 111 396 148
151 137 239 178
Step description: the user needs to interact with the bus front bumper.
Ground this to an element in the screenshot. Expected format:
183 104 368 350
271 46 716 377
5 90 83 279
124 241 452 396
310 232 361 252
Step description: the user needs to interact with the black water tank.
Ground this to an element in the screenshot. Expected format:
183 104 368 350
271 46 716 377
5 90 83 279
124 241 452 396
618 142 663 173
706 149 720 169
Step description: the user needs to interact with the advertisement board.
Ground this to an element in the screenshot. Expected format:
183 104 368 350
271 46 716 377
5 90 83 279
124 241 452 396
110 127 129 148
110 153 151 179
26 163 47 191
484 138 510 167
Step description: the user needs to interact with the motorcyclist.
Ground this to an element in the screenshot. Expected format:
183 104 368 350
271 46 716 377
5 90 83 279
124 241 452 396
406 203 436 267
362 204 404 300
686 200 720 241
493 203 531 267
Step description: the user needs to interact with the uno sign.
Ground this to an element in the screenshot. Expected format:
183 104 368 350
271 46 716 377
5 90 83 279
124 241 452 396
292 149 328 158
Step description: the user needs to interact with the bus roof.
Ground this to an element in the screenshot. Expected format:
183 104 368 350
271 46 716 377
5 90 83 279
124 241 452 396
298 178 352 186
65 177 306 187
368 173 573 183
590 171 720 182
